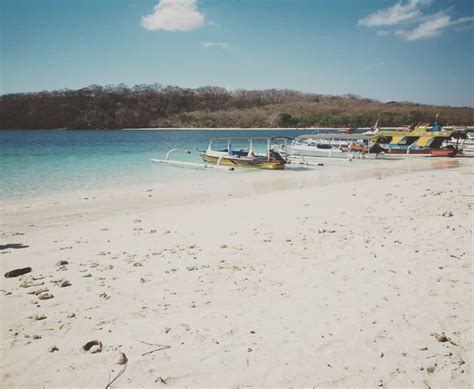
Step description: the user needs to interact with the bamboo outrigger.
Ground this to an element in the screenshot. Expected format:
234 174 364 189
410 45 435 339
151 148 235 171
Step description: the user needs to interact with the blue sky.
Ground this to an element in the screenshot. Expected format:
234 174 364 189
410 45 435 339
1 0 473 106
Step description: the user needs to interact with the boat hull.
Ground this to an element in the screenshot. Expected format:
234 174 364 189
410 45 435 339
285 145 349 159
381 148 456 157
446 140 474 156
201 154 285 170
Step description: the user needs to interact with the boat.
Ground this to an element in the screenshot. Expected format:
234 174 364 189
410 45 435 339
200 137 286 170
369 122 458 157
445 130 474 156
274 133 387 160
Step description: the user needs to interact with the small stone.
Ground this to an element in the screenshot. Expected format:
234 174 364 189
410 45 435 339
4 267 32 278
67 313 76 318
60 280 71 287
434 332 450 343
247 348 253 352
427 366 435 374
49 345 59 352
117 352 128 365
38 293 54 300
29 314 47 321
56 260 69 266
33 335 42 340
28 287 49 296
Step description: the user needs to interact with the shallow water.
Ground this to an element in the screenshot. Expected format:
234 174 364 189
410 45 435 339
0 129 310 200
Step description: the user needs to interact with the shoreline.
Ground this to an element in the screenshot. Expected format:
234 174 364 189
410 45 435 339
2 126 474 131
1 157 465 223
2 126 473 133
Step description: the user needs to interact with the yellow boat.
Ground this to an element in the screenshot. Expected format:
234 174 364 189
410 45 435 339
200 137 286 170
369 122 459 157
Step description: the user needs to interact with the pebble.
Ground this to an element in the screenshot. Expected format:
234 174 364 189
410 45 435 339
38 293 54 300
117 352 128 365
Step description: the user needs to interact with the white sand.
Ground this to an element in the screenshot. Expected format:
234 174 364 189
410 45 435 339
0 158 472 388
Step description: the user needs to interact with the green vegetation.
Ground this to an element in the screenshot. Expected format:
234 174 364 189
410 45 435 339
0 84 472 129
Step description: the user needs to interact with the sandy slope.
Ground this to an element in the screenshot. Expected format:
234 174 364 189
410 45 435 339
0 159 472 388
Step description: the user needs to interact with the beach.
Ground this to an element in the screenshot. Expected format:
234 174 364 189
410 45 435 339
0 158 472 388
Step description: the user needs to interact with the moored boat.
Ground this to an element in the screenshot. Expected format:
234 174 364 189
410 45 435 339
201 137 286 170
369 122 459 157
445 130 474 156
275 133 388 160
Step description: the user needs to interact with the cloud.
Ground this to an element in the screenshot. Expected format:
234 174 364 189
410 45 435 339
359 0 474 41
396 12 449 40
396 12 474 40
451 16 474 26
200 41 230 49
142 0 205 31
358 0 431 27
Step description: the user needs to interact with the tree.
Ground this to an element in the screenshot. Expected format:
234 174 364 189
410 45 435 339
275 112 298 127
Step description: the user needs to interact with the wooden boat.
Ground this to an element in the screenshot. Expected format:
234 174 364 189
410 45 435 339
369 122 458 157
201 137 286 170
276 133 390 160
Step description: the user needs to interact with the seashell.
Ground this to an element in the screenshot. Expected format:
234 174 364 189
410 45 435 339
82 340 103 353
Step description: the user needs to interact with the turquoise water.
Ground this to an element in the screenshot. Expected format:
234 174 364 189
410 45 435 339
0 129 309 200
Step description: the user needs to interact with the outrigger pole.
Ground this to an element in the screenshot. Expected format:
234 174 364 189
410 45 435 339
151 148 234 171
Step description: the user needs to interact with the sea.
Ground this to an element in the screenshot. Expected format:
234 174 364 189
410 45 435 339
0 129 311 201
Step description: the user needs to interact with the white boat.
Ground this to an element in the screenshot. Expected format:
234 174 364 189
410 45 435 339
445 131 474 156
275 133 388 160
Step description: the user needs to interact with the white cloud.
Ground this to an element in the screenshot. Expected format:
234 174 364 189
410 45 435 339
358 0 431 27
396 12 474 40
359 0 474 41
200 41 230 49
397 12 449 40
451 16 474 26
142 0 205 31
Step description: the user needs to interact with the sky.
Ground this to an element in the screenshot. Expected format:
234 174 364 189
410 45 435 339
1 0 473 106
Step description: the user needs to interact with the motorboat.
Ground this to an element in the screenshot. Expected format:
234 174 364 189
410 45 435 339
274 133 386 160
370 122 458 157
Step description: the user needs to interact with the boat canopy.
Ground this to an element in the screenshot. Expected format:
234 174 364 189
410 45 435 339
208 137 284 141
296 134 373 141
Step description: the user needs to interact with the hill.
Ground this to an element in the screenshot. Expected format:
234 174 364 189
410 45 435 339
1 84 473 129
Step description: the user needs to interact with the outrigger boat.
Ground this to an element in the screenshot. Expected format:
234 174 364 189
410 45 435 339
200 137 286 170
369 122 459 157
444 129 473 156
274 133 389 160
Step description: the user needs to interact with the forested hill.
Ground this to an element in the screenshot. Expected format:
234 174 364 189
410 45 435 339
1 84 473 129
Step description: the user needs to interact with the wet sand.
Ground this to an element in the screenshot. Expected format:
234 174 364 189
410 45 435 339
0 158 472 387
